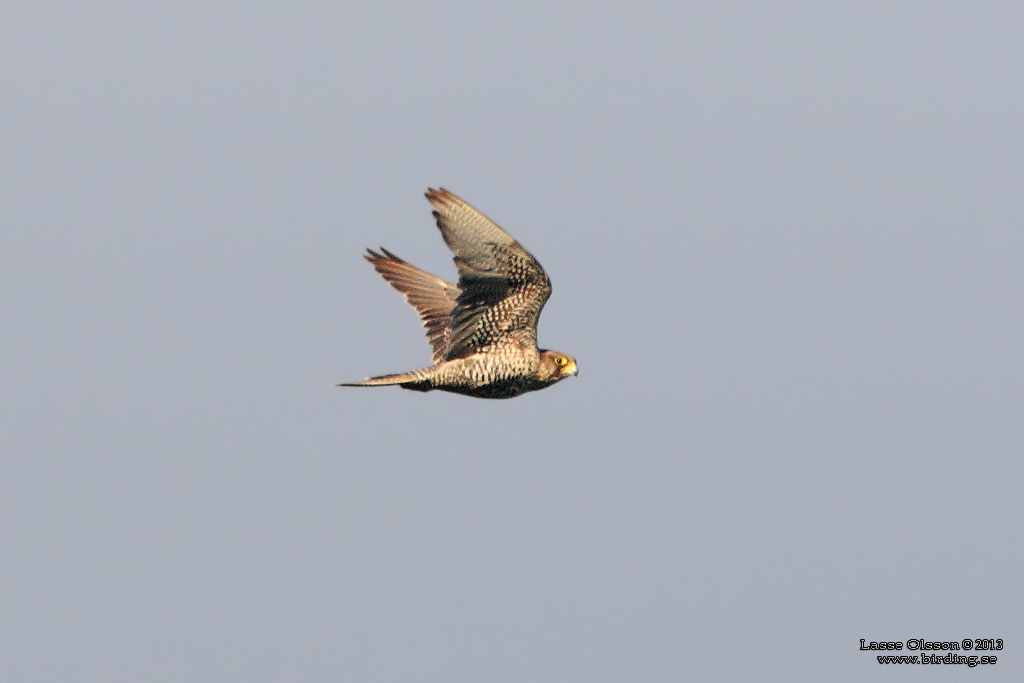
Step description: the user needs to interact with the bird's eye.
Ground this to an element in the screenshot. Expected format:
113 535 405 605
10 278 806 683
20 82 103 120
555 357 567 366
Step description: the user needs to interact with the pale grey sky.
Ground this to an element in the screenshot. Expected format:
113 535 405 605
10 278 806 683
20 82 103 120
2 2 1021 681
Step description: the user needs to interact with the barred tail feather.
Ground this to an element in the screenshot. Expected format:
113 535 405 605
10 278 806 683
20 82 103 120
337 368 433 391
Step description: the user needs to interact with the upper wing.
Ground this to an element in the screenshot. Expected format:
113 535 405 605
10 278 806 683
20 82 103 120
364 248 458 364
425 188 552 360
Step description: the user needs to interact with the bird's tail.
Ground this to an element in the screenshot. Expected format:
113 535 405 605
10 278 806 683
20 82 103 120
337 368 433 391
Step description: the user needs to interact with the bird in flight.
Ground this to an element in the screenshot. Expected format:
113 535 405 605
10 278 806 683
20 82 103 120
340 188 578 399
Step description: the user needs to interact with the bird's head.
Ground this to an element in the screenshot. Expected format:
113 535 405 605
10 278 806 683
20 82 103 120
538 350 579 383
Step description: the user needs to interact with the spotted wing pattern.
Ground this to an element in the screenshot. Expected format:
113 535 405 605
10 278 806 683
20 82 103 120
363 248 458 364
425 188 552 360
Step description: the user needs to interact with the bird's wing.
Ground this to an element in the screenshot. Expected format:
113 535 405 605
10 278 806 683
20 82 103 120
363 248 458 364
425 188 552 360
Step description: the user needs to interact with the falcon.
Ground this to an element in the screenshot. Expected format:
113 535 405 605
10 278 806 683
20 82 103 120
339 188 578 399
